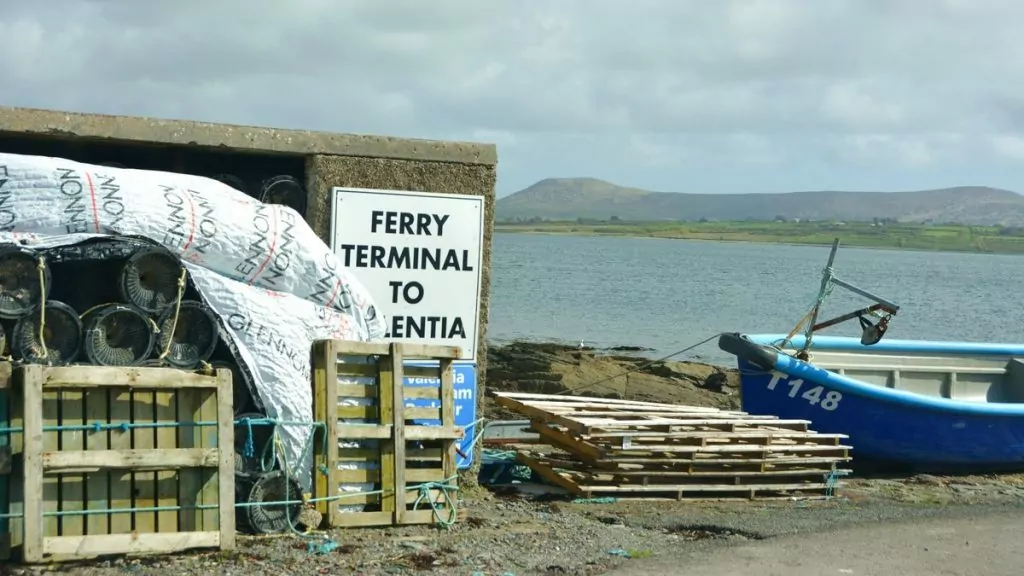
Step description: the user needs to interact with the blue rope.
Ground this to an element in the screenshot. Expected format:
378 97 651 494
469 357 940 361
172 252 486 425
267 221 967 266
825 469 850 497
243 418 255 459
0 417 345 436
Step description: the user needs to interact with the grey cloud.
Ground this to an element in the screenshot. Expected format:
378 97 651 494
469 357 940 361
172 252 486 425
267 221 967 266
2 0 1024 194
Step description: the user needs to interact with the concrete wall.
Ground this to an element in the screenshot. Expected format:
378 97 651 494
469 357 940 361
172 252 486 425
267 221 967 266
0 106 495 164
0 106 498 471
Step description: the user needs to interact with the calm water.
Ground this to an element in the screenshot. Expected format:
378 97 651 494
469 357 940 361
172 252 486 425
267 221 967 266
487 233 1024 366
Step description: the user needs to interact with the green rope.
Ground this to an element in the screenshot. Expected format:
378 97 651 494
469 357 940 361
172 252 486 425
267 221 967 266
408 475 460 529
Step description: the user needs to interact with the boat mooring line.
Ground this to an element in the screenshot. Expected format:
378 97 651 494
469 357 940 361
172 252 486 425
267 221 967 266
556 333 724 396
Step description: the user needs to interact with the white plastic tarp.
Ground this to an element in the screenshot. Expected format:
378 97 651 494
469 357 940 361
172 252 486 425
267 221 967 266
0 152 389 489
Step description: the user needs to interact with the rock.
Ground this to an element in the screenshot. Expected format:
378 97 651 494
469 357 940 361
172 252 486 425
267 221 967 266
908 474 944 486
296 507 322 531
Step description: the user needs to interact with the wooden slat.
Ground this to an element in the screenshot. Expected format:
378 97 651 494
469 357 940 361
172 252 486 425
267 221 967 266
335 363 379 378
215 369 236 551
583 430 848 440
334 424 463 441
337 405 379 419
154 387 178 535
392 343 460 360
43 531 220 558
40 375 59 547
5 371 24 560
85 385 110 540
132 389 158 536
312 340 338 520
336 384 377 398
390 343 407 525
59 385 85 538
376 344 396 527
43 449 218 472
197 388 219 535
333 341 391 356
406 407 441 420
176 384 201 533
107 389 133 536
335 467 448 484
44 367 219 389
404 387 440 400
404 366 440 379
20 365 45 564
441 357 457 481
336 448 443 461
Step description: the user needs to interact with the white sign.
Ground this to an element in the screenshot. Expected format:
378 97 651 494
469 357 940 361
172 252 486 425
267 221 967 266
329 187 485 361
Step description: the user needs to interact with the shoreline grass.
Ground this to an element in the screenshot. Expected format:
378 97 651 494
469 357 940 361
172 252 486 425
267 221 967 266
495 219 1024 255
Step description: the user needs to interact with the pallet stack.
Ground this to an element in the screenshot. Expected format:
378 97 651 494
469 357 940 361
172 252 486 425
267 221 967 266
492 392 851 500
311 341 466 528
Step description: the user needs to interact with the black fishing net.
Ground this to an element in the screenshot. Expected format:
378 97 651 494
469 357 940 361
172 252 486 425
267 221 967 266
83 304 155 366
210 359 250 414
119 248 181 314
238 470 303 535
211 173 248 194
156 301 219 368
259 175 307 217
0 248 50 319
11 300 82 365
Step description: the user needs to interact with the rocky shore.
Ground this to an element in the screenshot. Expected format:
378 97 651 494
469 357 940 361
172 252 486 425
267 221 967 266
26 341 1024 576
484 340 740 419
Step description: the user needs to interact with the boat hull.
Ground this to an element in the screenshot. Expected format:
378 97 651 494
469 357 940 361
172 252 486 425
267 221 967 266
724 334 1024 471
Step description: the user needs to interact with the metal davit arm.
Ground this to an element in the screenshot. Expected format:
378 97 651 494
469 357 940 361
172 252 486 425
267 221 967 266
797 238 901 355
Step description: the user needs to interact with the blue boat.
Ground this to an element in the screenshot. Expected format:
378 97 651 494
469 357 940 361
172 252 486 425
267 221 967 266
718 239 1024 472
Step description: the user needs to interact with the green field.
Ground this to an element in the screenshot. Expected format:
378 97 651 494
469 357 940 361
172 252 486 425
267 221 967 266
495 219 1024 254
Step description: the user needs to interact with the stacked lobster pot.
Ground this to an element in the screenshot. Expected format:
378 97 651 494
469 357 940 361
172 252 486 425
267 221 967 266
0 244 219 370
0 241 252 398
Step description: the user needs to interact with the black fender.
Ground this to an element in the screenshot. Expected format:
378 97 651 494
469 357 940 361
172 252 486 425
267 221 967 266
718 332 778 371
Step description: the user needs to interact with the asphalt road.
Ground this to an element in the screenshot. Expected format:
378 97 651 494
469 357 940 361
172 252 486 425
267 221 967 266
603 511 1024 576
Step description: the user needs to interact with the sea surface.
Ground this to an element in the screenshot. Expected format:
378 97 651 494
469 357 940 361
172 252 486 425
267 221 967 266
487 232 1024 366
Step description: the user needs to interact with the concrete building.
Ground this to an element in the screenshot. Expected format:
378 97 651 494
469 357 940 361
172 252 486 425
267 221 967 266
0 106 498 453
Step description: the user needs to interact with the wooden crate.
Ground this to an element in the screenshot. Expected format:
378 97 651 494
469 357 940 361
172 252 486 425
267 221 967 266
0 362 235 563
311 341 465 528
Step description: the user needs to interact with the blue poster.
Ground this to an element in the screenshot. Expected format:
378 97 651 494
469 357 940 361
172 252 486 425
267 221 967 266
403 361 477 469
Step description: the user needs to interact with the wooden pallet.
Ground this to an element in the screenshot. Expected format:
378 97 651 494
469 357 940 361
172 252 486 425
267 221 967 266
1 362 234 563
311 341 465 528
493 392 851 499
520 453 840 500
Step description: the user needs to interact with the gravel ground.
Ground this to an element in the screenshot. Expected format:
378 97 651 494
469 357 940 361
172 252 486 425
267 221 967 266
17 472 1024 576
9 345 1021 575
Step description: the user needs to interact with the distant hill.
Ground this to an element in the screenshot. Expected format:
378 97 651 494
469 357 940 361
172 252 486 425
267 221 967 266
496 178 1024 225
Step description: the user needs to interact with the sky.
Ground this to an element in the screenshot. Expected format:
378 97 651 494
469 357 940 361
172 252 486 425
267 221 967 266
2 0 1024 197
